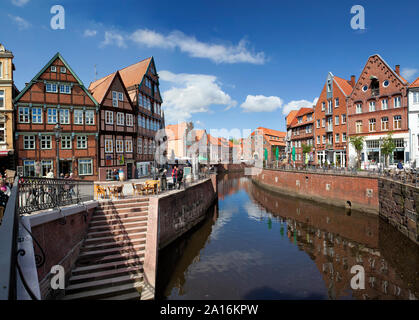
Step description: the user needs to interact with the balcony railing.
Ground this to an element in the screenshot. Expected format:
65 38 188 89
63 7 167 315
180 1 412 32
18 177 94 215
371 89 380 97
326 125 333 132
325 108 333 115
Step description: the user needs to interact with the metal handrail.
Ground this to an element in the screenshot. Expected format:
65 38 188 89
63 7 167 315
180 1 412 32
18 177 94 215
0 177 19 300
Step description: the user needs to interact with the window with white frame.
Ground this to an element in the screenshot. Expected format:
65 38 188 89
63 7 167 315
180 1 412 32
118 92 123 101
59 84 71 94
19 107 30 123
116 140 123 153
126 114 133 126
74 110 84 125
23 135 35 149
138 94 143 107
342 133 347 142
381 117 389 131
32 107 42 123
413 92 419 104
112 91 118 107
137 138 142 154
116 112 124 126
317 136 320 144
0 62 3 78
47 108 58 124
0 117 5 143
60 109 69 124
341 114 346 124
356 103 362 114
40 135 52 149
41 160 53 177
394 115 401 129
382 99 388 110
51 66 56 73
45 83 58 93
105 139 113 153
105 111 113 124
335 98 339 107
356 120 362 133
77 136 87 149
335 115 339 125
78 159 93 175
23 160 35 177
394 96 401 108
142 116 145 128
369 101 376 112
369 118 376 132
125 140 133 153
322 118 325 128
61 136 72 149
85 110 95 125
144 139 148 154
335 133 340 143
60 67 66 73
0 90 4 108
321 102 325 111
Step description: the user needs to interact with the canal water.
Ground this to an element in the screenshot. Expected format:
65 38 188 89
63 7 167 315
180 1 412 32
156 173 419 300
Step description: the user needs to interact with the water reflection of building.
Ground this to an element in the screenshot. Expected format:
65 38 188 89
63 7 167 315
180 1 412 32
247 180 418 300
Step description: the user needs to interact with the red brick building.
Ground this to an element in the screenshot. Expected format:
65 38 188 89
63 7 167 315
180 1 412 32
314 72 354 167
288 108 314 165
347 55 409 168
90 57 165 178
14 53 99 180
89 71 137 180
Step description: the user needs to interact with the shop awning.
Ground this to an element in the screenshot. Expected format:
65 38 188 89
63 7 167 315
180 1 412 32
0 150 9 157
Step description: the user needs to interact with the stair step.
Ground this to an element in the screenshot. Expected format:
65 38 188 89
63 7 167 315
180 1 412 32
86 226 147 238
91 212 148 222
63 280 143 300
79 243 145 258
77 250 145 266
141 287 155 300
99 198 149 207
89 217 148 229
98 202 149 210
83 231 147 245
82 237 146 250
69 266 143 283
72 257 144 274
88 222 148 233
67 273 143 292
94 207 149 215
101 291 141 300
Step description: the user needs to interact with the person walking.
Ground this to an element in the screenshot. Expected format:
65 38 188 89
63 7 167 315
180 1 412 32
172 165 178 188
177 167 183 189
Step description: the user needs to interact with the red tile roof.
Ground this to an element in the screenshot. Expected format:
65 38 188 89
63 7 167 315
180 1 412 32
289 107 314 127
119 57 152 88
286 110 298 126
334 76 353 96
88 72 116 104
410 77 419 88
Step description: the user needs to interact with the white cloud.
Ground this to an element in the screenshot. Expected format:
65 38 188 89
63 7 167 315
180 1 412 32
240 95 283 112
401 68 419 81
101 31 126 48
159 70 237 123
11 0 30 6
282 97 318 115
83 29 97 37
8 14 31 30
130 29 266 64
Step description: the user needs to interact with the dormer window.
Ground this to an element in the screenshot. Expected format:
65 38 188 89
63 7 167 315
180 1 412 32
51 66 56 73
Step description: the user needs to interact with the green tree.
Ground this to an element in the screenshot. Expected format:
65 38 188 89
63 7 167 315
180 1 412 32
381 132 396 167
349 135 365 169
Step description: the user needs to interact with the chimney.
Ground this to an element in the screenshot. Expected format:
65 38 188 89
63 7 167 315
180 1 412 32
395 65 400 75
350 75 356 87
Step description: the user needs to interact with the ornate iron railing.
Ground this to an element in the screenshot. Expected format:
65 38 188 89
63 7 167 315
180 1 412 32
18 177 94 215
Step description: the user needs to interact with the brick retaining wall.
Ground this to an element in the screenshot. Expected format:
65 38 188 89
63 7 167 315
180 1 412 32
252 169 379 214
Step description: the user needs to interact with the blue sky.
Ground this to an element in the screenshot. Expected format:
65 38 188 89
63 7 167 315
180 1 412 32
2 0 419 138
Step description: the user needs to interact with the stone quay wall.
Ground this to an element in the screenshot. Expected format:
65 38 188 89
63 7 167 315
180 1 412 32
156 174 218 250
379 178 419 245
252 168 379 215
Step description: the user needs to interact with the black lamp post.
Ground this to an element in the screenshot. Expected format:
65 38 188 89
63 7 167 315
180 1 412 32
54 123 62 178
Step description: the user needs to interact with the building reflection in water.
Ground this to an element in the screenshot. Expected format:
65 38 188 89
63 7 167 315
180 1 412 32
157 173 419 300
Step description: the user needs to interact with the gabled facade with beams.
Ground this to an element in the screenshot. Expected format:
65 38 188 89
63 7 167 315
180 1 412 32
91 57 166 177
89 71 137 180
347 54 409 168
14 53 99 179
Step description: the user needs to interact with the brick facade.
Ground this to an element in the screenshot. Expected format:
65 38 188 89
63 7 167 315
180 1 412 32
14 53 99 180
287 108 314 165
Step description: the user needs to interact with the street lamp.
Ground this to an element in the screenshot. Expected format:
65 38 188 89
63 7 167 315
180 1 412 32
54 123 62 178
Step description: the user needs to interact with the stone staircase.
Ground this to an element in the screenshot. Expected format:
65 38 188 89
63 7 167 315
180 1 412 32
62 197 154 300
